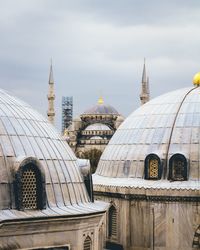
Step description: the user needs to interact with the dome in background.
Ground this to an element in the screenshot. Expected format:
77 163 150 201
83 97 119 115
94 86 200 190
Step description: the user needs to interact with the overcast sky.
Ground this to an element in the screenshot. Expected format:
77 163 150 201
0 0 200 131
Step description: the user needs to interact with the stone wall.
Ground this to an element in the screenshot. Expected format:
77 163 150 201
95 193 200 250
0 212 106 250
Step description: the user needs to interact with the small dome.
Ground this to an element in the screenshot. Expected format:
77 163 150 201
95 87 200 189
0 89 104 214
85 123 111 131
193 72 200 85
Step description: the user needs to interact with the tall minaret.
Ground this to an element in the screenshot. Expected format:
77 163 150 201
140 59 150 105
47 60 55 125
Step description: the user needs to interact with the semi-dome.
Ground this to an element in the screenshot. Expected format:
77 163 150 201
83 97 119 115
0 89 105 220
94 86 200 190
85 123 111 131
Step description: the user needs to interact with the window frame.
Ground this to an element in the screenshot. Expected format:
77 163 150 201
83 235 92 250
14 157 46 210
169 153 188 181
108 204 118 239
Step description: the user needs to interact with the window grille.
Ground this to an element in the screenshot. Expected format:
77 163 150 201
145 154 161 180
84 236 92 250
15 161 45 210
149 159 159 178
22 168 37 209
169 154 187 181
108 205 117 238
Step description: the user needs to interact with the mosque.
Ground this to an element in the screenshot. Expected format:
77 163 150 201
64 97 124 172
63 61 149 173
0 60 199 250
66 97 124 155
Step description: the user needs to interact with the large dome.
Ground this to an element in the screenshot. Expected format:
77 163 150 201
94 87 200 190
0 89 105 219
83 97 119 115
83 104 119 115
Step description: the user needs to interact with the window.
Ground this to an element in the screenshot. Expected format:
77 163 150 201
193 225 200 248
15 159 46 210
83 236 92 250
145 154 162 180
169 154 188 181
108 205 117 238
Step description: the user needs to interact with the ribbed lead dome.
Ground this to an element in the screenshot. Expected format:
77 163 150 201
83 103 119 115
96 87 200 185
0 89 94 212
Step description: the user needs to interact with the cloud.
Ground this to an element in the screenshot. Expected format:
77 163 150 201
0 0 199 130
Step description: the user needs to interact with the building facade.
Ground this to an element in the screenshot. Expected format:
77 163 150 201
65 97 124 172
93 76 200 250
0 89 107 250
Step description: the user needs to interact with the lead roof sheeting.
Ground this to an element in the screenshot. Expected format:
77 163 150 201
46 183 56 206
93 175 200 190
54 160 66 183
59 160 71 183
0 135 15 156
61 183 71 206
10 135 25 157
95 87 200 185
0 89 99 213
48 202 107 217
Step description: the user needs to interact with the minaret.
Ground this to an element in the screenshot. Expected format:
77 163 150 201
47 61 55 125
140 59 150 105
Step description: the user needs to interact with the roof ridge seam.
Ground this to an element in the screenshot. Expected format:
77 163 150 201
164 87 197 177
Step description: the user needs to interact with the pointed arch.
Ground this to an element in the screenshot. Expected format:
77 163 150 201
108 204 117 238
193 225 200 248
83 236 92 250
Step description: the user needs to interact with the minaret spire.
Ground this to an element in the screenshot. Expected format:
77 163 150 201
47 60 55 125
140 58 150 105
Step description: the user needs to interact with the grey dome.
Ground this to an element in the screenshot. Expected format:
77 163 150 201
83 103 119 115
95 87 200 190
0 89 106 219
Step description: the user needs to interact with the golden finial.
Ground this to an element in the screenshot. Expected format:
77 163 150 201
98 96 104 104
193 72 200 86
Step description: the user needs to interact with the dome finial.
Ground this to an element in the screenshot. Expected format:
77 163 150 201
98 96 104 105
193 72 200 86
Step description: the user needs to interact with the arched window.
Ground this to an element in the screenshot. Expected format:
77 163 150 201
193 225 200 248
145 154 162 180
83 236 92 250
169 154 188 181
15 159 46 210
108 205 117 238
